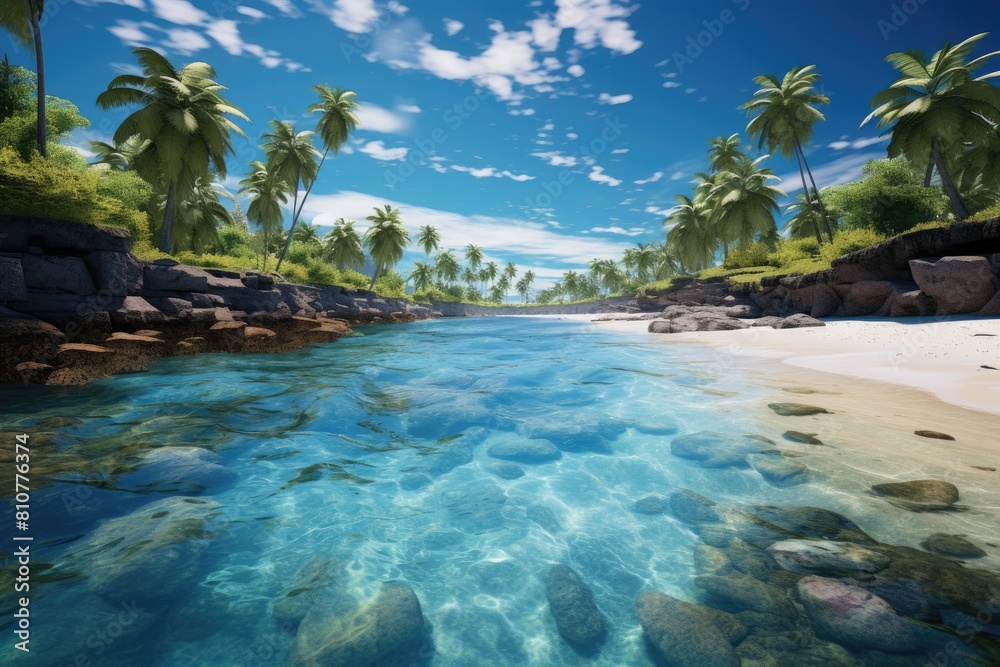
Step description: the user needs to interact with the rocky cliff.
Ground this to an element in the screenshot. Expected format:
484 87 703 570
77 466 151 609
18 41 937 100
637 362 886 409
0 215 436 385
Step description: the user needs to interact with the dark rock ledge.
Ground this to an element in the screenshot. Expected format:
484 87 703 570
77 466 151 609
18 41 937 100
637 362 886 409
0 215 438 385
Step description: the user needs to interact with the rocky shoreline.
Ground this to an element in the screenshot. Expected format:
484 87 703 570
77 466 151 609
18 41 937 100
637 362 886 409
0 215 437 385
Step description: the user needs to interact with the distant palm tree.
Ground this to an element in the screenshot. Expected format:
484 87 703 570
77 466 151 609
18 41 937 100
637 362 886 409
744 65 833 241
710 155 785 250
485 261 499 291
708 134 744 174
364 204 410 290
460 265 476 290
417 225 441 257
408 261 434 292
240 160 288 272
502 262 518 300
632 243 658 283
97 48 248 253
785 193 826 240
170 173 231 254
292 221 321 245
516 270 535 303
1 0 46 156
323 218 365 271
666 194 716 271
263 120 322 270
652 243 680 280
465 244 483 272
435 251 460 285
562 270 581 300
862 34 1000 219
87 136 145 171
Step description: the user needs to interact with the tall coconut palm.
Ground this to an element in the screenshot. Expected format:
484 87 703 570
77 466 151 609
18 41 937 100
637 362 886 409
785 193 826 240
652 243 680 281
708 134 745 174
710 156 785 250
363 204 410 290
666 194 716 271
435 251 460 285
408 261 434 292
484 261 499 290
862 34 1000 219
323 218 365 270
562 270 581 300
744 65 833 241
516 271 535 303
460 265 476 290
292 221 321 245
1 0 46 156
263 120 322 270
631 243 658 283
96 47 248 253
465 244 483 272
240 160 288 272
417 225 441 257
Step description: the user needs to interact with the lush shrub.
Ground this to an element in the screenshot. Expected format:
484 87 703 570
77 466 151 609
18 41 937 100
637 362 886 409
968 202 1000 223
286 240 322 265
724 242 771 269
768 238 820 267
412 286 459 303
96 170 153 212
306 259 338 285
174 252 253 271
818 228 886 263
337 269 370 290
374 270 405 298
279 263 309 283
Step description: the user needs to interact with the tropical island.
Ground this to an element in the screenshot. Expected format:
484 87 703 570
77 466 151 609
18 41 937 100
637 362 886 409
1 1 1000 666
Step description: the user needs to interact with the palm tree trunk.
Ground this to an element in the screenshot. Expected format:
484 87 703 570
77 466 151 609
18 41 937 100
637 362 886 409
924 151 935 187
794 147 823 245
160 180 176 253
932 136 970 219
795 139 834 242
31 9 45 158
275 165 301 272
368 267 380 292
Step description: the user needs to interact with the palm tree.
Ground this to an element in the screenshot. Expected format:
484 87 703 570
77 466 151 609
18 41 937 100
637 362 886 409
710 155 785 250
87 136 145 171
1 1 46 156
484 261 499 291
323 218 365 271
652 243 680 281
516 271 535 303
417 225 441 257
460 265 476 290
465 244 483 272
408 261 434 292
708 134 744 174
170 173 232 254
96 47 248 253
862 34 1000 219
435 251 460 285
666 194 716 271
240 160 288 272
363 204 410 290
262 120 322 270
292 221 321 245
562 270 581 300
744 65 833 241
631 243 658 283
785 193 826 240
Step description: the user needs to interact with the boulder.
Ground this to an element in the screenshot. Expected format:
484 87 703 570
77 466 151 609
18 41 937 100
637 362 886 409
0 215 133 253
142 262 213 292
0 257 28 300
767 403 830 416
633 496 669 514
775 313 826 329
107 296 167 327
841 281 895 316
749 316 785 328
83 251 142 296
767 540 890 574
14 360 54 384
871 479 960 512
287 582 432 667
649 307 749 334
810 283 842 318
636 591 741 667
978 291 1000 316
796 575 934 653
64 496 221 601
749 454 812 487
694 574 797 617
427 441 474 476
910 256 999 315
919 533 987 559
487 438 561 463
488 462 525 480
889 290 936 317
668 489 721 524
0 310 64 383
20 255 97 295
751 506 874 545
545 565 607 652
783 431 825 445
271 558 340 627
914 430 955 441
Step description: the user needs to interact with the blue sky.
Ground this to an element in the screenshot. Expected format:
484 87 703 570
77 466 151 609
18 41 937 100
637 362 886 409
11 0 999 284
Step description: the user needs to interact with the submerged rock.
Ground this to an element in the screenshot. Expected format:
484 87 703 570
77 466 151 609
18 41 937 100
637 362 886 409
767 539 890 574
636 591 741 667
488 462 525 480
271 558 340 627
920 534 987 559
767 403 831 417
544 565 607 653
783 431 826 445
671 431 760 468
668 489 721 524
750 454 812 487
694 574 796 617
871 479 960 512
796 575 936 653
287 581 432 667
914 430 956 441
118 446 237 494
633 496 669 514
486 438 561 463
751 506 875 545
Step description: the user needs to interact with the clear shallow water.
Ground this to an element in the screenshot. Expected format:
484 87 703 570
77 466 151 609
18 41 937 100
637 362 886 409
0 318 994 666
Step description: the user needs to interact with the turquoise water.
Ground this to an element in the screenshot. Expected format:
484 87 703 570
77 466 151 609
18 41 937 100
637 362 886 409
2 318 993 666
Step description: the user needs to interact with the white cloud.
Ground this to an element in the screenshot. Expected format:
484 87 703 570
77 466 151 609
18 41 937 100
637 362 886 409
262 0 300 16
541 122 555 131
635 171 663 185
509 108 537 116
591 226 646 236
451 165 535 182
598 92 632 105
319 0 379 33
685 88 697 94
588 165 622 187
530 0 642 55
302 190 632 264
829 136 889 151
645 205 672 217
397 104 422 114
443 18 464 36
662 81 681 89
149 0 208 25
567 64 585 77
531 151 578 167
778 152 884 194
670 171 685 180
567 132 579 139
611 148 629 154
357 103 411 134
387 1 407 16
359 140 409 161
77 0 148 8
236 6 268 20
162 27 210 52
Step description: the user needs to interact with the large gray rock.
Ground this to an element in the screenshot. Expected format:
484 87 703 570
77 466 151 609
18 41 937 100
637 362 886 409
649 309 749 334
910 256 1000 315
636 591 741 667
107 296 167 327
142 262 214 292
83 251 143 296
920 533 987 559
0 215 133 253
749 454 812 487
810 283 842 318
668 489 721 524
545 565 607 652
287 582 432 667
841 281 895 316
797 575 935 652
775 313 826 329
0 257 28 300
64 496 221 601
694 574 797 617
871 479 960 512
20 255 97 295
768 539 890 574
